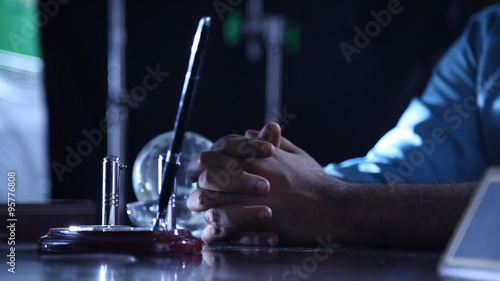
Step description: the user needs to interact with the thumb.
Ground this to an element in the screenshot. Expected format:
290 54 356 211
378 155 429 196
257 122 281 147
245 123 302 153
258 123 303 154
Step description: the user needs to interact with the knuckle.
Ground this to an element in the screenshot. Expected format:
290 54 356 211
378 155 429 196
211 142 222 151
205 209 220 225
212 135 237 151
186 156 201 179
197 171 208 189
186 190 202 211
206 169 231 190
212 226 229 239
202 226 216 244
197 191 207 208
188 190 207 211
197 151 213 166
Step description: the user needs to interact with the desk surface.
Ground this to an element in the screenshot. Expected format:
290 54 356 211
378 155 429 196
1 244 444 281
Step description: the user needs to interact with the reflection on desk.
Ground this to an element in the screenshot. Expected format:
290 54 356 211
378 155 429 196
0 244 443 281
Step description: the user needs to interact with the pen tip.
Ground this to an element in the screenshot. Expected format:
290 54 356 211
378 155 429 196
202 16 211 26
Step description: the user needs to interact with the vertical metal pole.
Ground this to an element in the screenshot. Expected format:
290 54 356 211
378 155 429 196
246 0 263 62
245 0 284 124
107 0 127 222
264 16 284 124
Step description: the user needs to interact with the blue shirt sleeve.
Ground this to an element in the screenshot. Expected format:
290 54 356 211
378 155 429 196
325 5 500 183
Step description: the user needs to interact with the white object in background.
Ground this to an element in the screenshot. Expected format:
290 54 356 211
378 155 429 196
0 50 51 203
439 167 500 281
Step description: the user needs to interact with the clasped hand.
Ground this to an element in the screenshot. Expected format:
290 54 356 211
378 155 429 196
187 123 340 246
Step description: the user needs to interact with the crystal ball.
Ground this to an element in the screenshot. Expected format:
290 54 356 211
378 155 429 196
129 131 212 234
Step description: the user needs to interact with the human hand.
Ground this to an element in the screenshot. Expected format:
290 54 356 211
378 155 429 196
187 123 340 246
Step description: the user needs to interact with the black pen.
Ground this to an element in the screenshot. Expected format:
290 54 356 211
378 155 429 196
153 17 211 231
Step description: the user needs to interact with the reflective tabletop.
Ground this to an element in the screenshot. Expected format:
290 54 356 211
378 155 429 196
0 243 446 281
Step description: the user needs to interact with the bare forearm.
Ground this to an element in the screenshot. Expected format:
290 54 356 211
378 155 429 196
326 180 478 249
186 124 480 249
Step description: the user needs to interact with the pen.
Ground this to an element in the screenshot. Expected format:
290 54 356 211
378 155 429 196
153 16 211 231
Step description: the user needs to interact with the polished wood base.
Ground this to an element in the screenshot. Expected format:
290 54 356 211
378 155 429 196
38 225 202 254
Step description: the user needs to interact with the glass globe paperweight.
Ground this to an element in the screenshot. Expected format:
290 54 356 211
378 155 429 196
128 131 212 237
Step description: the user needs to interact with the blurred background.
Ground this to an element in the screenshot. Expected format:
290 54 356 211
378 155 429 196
1 0 498 223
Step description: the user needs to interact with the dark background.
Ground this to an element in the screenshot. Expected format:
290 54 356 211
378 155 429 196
41 0 494 222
